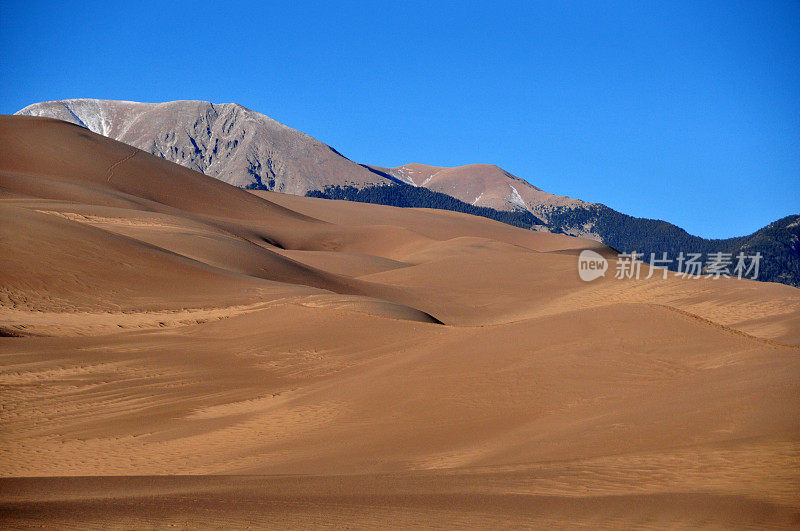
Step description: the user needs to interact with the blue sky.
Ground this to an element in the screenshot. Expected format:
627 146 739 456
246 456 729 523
1 0 797 238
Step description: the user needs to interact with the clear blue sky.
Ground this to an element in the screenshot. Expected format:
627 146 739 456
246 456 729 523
1 1 798 238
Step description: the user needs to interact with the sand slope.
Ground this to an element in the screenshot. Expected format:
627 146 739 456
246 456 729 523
1 116 798 528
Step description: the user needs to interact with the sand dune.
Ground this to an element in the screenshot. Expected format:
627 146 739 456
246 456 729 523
1 116 798 528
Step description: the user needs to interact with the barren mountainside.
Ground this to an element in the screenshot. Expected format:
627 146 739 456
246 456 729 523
371 162 585 216
16 99 393 194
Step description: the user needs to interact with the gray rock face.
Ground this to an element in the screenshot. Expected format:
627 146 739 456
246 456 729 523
16 99 392 194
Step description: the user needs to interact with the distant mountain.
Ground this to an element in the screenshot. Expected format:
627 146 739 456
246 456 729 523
16 99 582 217
17 99 799 287
368 162 585 217
545 206 800 286
16 99 396 194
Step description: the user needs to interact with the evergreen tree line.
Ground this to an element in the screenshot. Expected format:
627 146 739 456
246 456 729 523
307 184 545 229
546 206 800 286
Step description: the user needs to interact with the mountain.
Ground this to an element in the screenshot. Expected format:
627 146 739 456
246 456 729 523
15 99 581 216
545 206 800 286
369 162 585 216
15 99 396 194
16 98 799 287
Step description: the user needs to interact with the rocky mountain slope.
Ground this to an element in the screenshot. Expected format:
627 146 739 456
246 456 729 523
16 99 395 194
368 162 585 217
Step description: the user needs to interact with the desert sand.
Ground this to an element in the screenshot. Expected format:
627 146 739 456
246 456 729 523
1 116 798 528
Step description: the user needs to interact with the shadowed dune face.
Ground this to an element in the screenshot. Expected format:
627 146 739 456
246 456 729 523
1 116 799 528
